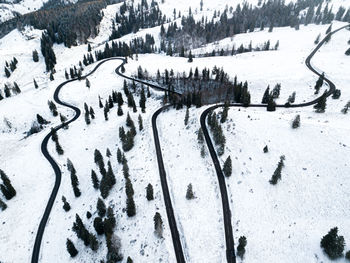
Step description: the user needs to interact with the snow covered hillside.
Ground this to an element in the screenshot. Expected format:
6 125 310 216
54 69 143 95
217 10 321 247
1 0 350 262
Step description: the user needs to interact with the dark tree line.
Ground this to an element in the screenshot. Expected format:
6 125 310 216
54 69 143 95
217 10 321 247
4 57 18 78
162 0 348 51
40 31 56 72
138 66 250 106
109 0 166 41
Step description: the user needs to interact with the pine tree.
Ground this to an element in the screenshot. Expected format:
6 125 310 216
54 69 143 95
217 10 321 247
72 214 90 246
91 170 99 189
341 101 350 114
67 159 81 197
154 212 163 238
314 33 321 44
94 149 106 176
86 78 91 88
223 156 232 177
346 48 350 56
117 148 122 164
127 257 133 263
117 104 124 116
200 145 206 158
55 140 64 155
36 114 49 125
125 178 134 198
106 161 116 186
32 50 39 62
267 97 276 112
34 79 38 89
138 114 143 131
261 86 270 103
314 73 324 94
237 236 247 259
86 211 92 219
13 82 21 94
106 148 112 158
320 227 345 259
89 107 95 119
93 217 104 235
99 96 103 108
89 233 99 251
97 198 107 217
106 206 116 229
0 198 7 211
292 115 300 129
117 92 124 106
184 108 189 126
126 196 136 217
186 183 194 200
66 239 78 257
197 128 204 144
269 155 285 185
4 84 11 97
60 113 67 127
314 91 327 113
62 196 71 212
4 67 10 78
146 183 154 201
104 104 109 121
188 51 193 62
139 87 146 113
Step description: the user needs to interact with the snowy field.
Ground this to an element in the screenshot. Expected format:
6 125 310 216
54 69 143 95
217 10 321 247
0 0 350 261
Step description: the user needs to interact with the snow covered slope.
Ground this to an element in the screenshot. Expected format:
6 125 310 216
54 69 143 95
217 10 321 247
1 0 350 262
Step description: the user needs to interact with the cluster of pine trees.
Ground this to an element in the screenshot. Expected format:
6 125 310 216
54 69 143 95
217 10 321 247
138 66 250 106
0 82 21 101
207 111 226 156
93 149 116 199
153 212 163 238
109 0 165 41
119 113 137 152
0 169 16 210
269 155 285 185
72 214 99 252
162 0 349 50
4 57 18 78
67 159 81 197
84 103 95 125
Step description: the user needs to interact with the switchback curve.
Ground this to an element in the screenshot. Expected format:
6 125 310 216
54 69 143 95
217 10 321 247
32 57 125 263
200 23 349 263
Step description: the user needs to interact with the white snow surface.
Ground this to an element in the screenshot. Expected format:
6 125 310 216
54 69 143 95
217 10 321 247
0 2 350 262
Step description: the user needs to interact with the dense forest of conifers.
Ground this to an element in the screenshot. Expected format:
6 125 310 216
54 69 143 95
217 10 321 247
0 0 122 44
1 0 349 50
162 0 350 51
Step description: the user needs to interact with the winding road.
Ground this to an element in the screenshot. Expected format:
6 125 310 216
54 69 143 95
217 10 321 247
199 24 350 263
32 24 349 263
